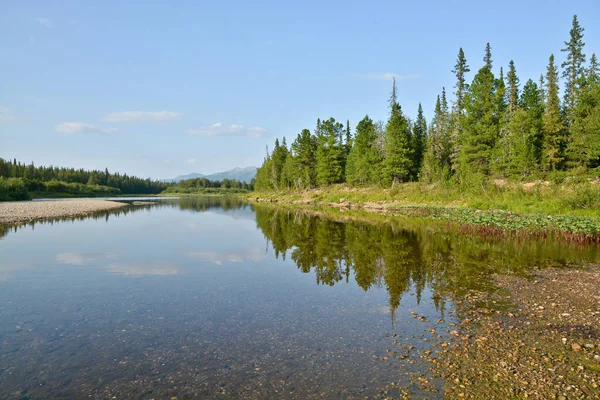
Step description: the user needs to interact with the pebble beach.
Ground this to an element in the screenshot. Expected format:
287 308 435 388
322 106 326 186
0 200 127 224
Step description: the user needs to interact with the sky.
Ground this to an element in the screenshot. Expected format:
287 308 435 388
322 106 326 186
1 0 599 180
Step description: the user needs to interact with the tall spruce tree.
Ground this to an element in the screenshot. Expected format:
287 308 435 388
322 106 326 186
460 47 499 180
507 60 520 114
291 129 317 188
315 118 345 186
452 48 470 115
561 15 586 123
543 54 566 170
346 115 381 185
566 79 600 168
484 43 493 70
382 79 413 185
412 104 427 179
588 53 599 84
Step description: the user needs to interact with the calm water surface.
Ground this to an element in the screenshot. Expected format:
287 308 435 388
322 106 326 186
1 197 599 399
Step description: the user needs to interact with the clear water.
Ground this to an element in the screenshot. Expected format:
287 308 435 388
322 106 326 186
1 197 598 399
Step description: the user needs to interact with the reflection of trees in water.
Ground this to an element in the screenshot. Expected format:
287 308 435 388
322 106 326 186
254 205 600 322
0 197 252 239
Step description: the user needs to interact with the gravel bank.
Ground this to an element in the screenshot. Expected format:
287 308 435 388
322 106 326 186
0 200 127 224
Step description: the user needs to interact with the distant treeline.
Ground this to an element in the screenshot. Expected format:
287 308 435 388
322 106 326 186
255 15 600 191
0 158 254 201
0 158 169 201
163 177 255 194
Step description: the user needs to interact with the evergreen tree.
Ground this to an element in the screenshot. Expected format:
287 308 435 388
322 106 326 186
290 129 317 188
502 79 544 176
561 15 586 123
412 104 427 179
346 115 381 185
507 60 520 114
566 81 600 168
452 48 470 115
484 42 493 70
588 53 599 84
543 54 566 170
315 118 345 186
422 94 452 182
460 56 499 180
382 80 413 185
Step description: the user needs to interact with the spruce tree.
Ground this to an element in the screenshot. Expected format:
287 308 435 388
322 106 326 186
566 79 600 168
346 115 381 185
452 48 470 115
382 80 413 185
292 129 317 188
315 118 345 186
543 54 566 170
507 60 520 114
412 104 427 179
561 15 586 123
460 57 499 180
484 43 493 70
588 53 599 84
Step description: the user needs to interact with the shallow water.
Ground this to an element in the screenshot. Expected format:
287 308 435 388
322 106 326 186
1 197 598 399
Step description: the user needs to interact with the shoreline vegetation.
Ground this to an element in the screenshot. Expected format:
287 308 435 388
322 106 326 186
0 158 253 201
248 181 600 243
251 15 600 243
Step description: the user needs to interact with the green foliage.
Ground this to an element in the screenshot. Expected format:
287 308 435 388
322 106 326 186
0 158 168 200
0 177 30 201
315 118 345 186
346 115 382 185
163 176 253 194
543 54 567 170
382 97 413 185
254 15 599 192
566 83 600 167
561 15 586 122
460 64 499 179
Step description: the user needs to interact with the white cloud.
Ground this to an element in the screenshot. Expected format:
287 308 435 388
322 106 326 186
187 158 197 165
0 106 16 122
104 263 180 276
103 110 181 123
56 252 118 265
35 17 54 28
55 122 118 134
352 72 420 81
186 122 267 138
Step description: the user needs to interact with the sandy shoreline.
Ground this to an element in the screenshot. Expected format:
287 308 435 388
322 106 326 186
0 200 127 224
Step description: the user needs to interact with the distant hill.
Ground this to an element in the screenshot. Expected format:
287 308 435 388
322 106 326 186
166 166 257 183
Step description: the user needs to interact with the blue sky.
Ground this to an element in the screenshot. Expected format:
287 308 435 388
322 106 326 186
1 1 598 180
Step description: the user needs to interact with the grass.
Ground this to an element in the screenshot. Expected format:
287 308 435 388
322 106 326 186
248 180 600 242
250 180 600 217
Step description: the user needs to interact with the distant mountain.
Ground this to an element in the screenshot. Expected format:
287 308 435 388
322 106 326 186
166 166 257 183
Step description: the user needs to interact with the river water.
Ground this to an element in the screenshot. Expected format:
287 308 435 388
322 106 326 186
1 197 598 399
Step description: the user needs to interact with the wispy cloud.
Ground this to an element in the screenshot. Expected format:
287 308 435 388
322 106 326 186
187 158 197 165
186 122 267 138
56 252 118 265
55 122 118 134
188 248 265 265
352 72 420 81
0 106 16 122
35 17 54 28
103 110 181 123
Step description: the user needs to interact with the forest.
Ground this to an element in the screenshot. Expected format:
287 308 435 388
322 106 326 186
0 158 250 201
162 176 255 194
255 16 600 192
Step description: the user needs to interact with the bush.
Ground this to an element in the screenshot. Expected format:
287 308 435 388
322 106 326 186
0 177 30 201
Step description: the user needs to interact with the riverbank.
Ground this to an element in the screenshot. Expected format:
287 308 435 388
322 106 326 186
431 264 600 399
0 200 127 224
248 183 600 243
